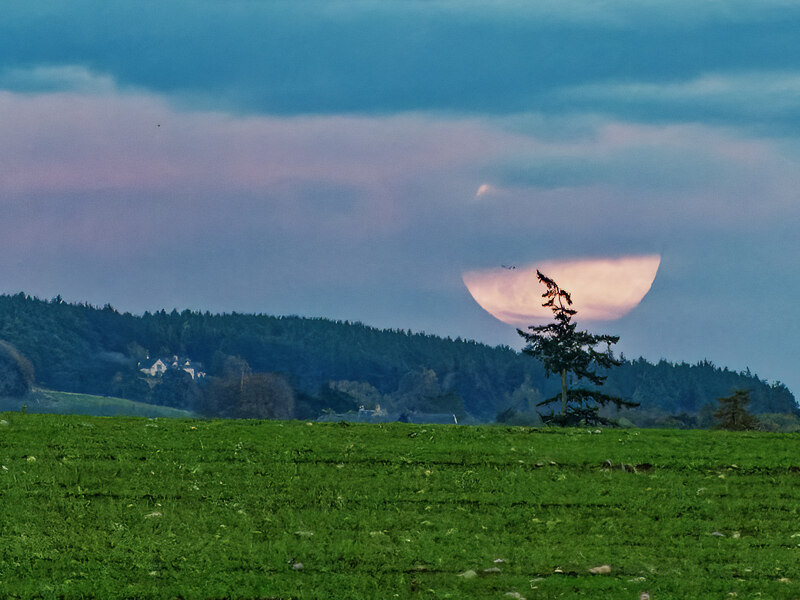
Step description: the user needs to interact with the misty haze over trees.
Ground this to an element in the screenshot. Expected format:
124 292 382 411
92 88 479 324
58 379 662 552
0 292 796 428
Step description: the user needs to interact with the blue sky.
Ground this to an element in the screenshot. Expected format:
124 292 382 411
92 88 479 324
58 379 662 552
2 1 799 398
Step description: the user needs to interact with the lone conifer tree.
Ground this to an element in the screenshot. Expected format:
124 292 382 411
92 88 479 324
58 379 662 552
713 389 760 431
517 271 637 425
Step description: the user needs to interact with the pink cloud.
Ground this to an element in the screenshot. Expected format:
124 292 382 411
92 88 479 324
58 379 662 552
2 72 798 264
0 90 512 196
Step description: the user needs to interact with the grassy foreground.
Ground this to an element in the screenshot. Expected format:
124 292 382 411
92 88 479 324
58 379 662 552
1 415 799 599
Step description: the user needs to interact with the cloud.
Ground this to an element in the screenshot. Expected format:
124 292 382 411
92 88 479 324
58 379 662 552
475 183 495 198
0 65 117 94
495 132 754 190
429 0 800 27
3 75 797 267
481 120 800 232
4 3 800 120
0 80 507 204
558 71 800 131
0 78 519 274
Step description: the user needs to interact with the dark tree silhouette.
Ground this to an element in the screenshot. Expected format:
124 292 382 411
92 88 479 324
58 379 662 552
0 340 35 397
235 373 294 420
714 389 760 430
151 368 201 410
202 372 294 419
517 271 637 425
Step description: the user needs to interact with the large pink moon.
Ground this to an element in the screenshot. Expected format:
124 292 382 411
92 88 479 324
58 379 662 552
462 255 661 326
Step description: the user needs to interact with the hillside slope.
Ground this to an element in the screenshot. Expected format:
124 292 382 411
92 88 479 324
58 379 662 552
0 388 195 418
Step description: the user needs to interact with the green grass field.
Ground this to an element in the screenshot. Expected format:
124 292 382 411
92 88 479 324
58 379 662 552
0 389 195 419
1 415 799 599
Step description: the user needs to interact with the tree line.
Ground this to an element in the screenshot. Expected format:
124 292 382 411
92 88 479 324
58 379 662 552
0 292 795 426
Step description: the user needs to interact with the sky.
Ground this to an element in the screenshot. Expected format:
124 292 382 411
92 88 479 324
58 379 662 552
2 1 799 398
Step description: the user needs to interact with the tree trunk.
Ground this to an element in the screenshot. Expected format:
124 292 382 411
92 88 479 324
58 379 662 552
561 369 567 415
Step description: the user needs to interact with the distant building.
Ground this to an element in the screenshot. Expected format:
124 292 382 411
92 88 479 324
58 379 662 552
171 356 206 379
139 357 169 377
139 355 206 379
358 404 387 418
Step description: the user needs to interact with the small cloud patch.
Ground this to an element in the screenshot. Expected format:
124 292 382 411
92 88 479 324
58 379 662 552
475 183 494 198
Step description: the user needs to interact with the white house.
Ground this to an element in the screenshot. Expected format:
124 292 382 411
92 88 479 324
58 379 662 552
139 358 168 377
139 356 206 379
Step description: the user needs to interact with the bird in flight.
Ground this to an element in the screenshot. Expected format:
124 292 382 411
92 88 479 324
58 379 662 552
501 264 517 270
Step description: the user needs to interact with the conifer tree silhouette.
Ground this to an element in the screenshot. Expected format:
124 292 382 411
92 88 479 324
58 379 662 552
517 271 637 425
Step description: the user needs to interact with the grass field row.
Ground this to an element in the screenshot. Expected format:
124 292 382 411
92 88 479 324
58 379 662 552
1 414 799 599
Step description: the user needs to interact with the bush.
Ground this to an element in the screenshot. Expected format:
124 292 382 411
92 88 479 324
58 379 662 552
201 372 294 419
756 413 800 433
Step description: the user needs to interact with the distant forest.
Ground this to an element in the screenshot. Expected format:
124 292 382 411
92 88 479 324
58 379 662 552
0 292 796 427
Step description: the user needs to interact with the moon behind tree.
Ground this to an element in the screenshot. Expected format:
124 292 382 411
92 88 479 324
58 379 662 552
462 255 661 327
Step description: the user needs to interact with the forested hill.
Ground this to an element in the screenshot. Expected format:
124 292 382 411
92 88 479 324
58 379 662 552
0 292 795 423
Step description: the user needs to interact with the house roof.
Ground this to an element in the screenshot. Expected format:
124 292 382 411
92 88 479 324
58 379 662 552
140 356 203 372
139 357 166 369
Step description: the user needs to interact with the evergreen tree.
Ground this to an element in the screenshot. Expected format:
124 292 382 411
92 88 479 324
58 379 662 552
713 389 760 431
517 271 637 425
